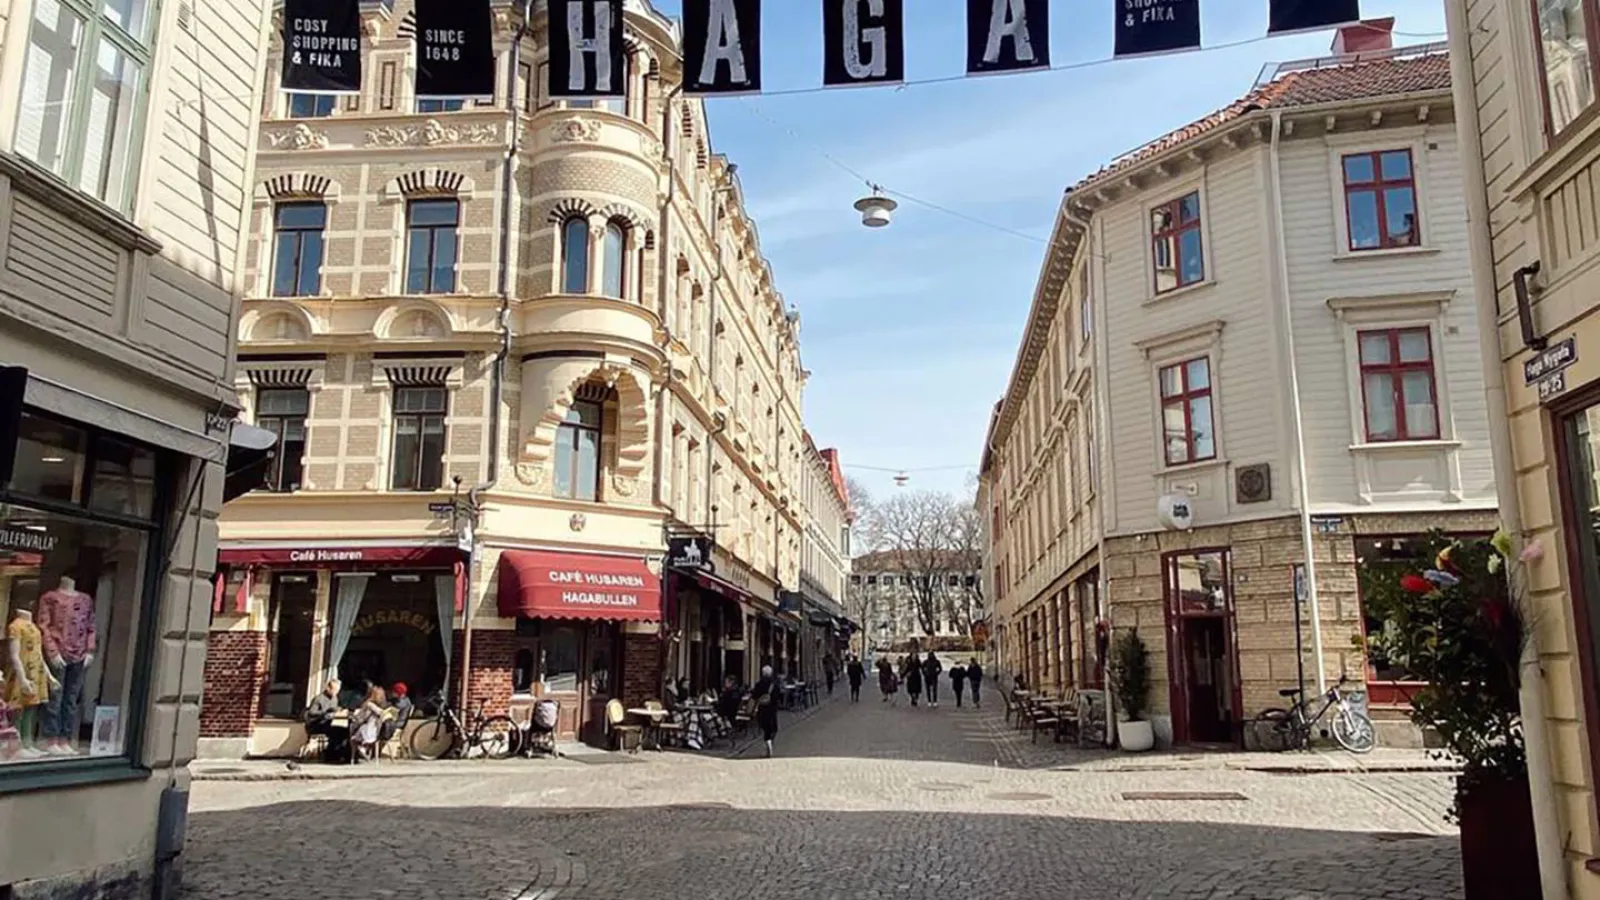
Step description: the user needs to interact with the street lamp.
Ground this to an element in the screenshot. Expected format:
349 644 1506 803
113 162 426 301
854 187 897 228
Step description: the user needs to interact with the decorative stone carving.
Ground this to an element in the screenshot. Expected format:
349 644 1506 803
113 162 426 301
550 117 602 143
641 135 664 159
364 119 502 147
513 461 549 489
611 474 638 498
265 123 329 151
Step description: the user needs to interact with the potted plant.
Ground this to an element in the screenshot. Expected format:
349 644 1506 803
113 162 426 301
1359 529 1540 900
1110 628 1154 752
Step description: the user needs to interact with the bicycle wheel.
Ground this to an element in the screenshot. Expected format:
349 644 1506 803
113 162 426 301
1250 708 1297 752
478 715 519 760
1332 706 1377 754
408 717 456 761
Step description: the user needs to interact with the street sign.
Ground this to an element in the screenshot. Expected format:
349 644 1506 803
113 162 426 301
1309 515 1342 535
1539 369 1568 402
1524 336 1576 385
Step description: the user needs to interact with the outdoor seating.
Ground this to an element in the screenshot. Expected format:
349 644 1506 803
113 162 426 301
605 699 643 753
1025 699 1061 743
646 700 686 747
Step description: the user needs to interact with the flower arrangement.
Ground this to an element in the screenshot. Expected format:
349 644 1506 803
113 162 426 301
1360 529 1533 819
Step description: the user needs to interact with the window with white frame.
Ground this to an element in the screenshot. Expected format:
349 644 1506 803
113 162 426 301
1357 327 1440 442
17 0 153 210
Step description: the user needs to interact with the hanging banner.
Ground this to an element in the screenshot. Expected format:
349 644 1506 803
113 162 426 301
413 0 496 99
547 0 625 98
1114 0 1202 59
683 0 762 95
281 0 363 94
822 0 905 88
966 0 1049 76
1267 0 1362 35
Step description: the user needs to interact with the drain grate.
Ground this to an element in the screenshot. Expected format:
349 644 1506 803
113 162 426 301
989 791 1052 802
917 781 970 792
667 802 734 810
1121 791 1249 801
1371 832 1436 842
201 767 249 775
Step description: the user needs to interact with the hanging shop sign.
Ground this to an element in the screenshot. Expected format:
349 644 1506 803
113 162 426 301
413 0 497 99
683 0 763 95
547 0 625 99
965 0 1049 76
1267 0 1362 35
666 535 714 571
1157 493 1194 531
281 0 363 94
822 0 905 88
1114 0 1202 59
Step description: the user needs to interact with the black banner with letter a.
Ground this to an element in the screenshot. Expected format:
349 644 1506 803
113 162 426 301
414 0 496 99
965 0 1048 76
281 0 362 94
683 0 762 95
822 0 905 89
547 0 625 99
1268 0 1362 35
1114 0 1202 59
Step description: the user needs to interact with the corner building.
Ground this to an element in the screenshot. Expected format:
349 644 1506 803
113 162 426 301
205 0 822 754
983 32 1500 750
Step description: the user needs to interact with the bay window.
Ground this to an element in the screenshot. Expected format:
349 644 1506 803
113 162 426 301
1535 0 1600 137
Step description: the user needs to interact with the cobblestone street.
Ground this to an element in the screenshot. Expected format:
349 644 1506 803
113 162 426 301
182 695 1464 899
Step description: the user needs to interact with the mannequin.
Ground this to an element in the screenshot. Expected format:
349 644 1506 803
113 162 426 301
37 575 95 755
5 609 56 759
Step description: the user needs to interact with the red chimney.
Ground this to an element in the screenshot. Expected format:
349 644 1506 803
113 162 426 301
1332 17 1395 54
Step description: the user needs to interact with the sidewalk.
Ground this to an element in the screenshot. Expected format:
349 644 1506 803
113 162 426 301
191 754 588 781
1048 747 1459 775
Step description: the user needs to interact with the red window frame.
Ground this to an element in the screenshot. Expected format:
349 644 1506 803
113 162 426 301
1341 150 1420 251
1357 327 1440 443
1151 192 1204 293
1159 357 1215 466
1529 0 1600 140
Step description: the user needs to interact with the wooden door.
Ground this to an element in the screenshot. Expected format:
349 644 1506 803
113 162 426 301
539 624 583 741
580 623 619 746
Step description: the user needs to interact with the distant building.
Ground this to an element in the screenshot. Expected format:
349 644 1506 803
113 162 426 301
849 550 983 650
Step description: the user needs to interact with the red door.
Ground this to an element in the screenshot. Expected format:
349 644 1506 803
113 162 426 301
1164 549 1243 746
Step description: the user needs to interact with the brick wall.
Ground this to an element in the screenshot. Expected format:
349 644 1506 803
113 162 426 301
199 630 268 737
461 630 518 716
620 632 662 709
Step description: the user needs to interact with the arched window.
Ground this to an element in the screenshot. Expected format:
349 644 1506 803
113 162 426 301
561 217 589 293
601 220 627 298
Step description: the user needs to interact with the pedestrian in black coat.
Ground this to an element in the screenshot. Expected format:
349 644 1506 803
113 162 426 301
922 651 944 707
967 659 985 709
949 663 967 707
905 660 923 707
846 656 865 703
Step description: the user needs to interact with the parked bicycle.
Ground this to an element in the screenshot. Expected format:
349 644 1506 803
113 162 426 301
1251 675 1377 754
407 693 518 761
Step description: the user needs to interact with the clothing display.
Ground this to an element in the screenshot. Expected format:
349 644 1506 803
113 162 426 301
5 614 49 709
37 578 97 747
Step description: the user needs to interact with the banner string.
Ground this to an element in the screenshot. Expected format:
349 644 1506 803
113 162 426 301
735 25 1446 244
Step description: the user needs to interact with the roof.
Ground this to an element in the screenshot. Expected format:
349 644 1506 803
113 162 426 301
1072 49 1451 195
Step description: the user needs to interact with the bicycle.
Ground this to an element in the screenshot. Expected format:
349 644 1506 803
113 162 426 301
1251 675 1377 754
406 693 519 761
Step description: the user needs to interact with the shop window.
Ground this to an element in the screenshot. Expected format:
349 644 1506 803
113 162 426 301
391 386 448 491
1562 404 1600 737
255 388 308 493
1151 191 1205 293
336 571 450 702
404 199 459 294
1358 328 1439 442
1353 536 1438 700
271 203 326 298
1170 551 1228 614
553 397 602 501
541 626 580 692
1342 150 1420 251
285 92 336 118
263 573 316 717
560 217 589 293
416 97 464 113
513 648 535 695
0 410 169 767
1535 0 1599 137
1159 357 1215 466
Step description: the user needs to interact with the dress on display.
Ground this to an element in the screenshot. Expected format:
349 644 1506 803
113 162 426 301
5 618 49 708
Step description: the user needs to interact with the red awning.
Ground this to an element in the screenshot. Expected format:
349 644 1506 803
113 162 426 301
216 545 463 568
497 550 660 621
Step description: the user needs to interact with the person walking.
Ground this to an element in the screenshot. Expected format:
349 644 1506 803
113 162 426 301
823 653 837 696
753 665 780 757
905 656 924 707
921 651 943 708
949 662 967 708
847 655 865 703
877 657 895 704
967 658 985 709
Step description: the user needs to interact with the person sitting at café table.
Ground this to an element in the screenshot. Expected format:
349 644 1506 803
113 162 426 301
716 675 742 726
382 682 413 744
349 684 392 763
305 679 350 764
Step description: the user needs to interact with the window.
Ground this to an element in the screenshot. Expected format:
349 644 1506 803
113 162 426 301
270 203 327 297
1159 358 1216 465
601 221 628 298
405 200 459 294
263 573 316 716
553 399 602 501
391 386 447 491
1343 150 1420 251
416 97 465 113
1150 192 1205 293
561 217 590 293
1 411 170 768
1078 265 1092 341
1358 328 1439 442
286 92 336 118
255 389 309 492
1535 0 1599 136
16 0 153 209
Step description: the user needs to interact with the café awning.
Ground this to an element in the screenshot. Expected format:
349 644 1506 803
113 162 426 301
496 549 660 621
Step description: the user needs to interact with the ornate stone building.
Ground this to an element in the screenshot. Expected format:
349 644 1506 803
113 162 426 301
203 0 822 754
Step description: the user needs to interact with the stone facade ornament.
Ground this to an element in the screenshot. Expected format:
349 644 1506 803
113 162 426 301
265 123 329 151
611 474 638 498
364 119 502 147
513 461 549 489
550 117 602 143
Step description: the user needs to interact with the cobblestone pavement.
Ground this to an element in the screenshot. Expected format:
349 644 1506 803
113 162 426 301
182 695 1464 899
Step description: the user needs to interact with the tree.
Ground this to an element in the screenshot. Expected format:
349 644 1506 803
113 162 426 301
873 490 967 636
845 475 881 552
946 494 985 634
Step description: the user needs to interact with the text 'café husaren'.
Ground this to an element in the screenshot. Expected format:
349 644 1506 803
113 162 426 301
199 538 671 756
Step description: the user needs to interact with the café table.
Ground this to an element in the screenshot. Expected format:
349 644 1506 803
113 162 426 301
627 707 668 750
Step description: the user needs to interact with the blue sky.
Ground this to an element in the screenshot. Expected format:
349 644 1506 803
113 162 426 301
651 0 1450 500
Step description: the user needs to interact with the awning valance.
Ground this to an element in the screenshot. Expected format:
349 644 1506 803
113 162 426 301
217 544 463 568
497 549 660 621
